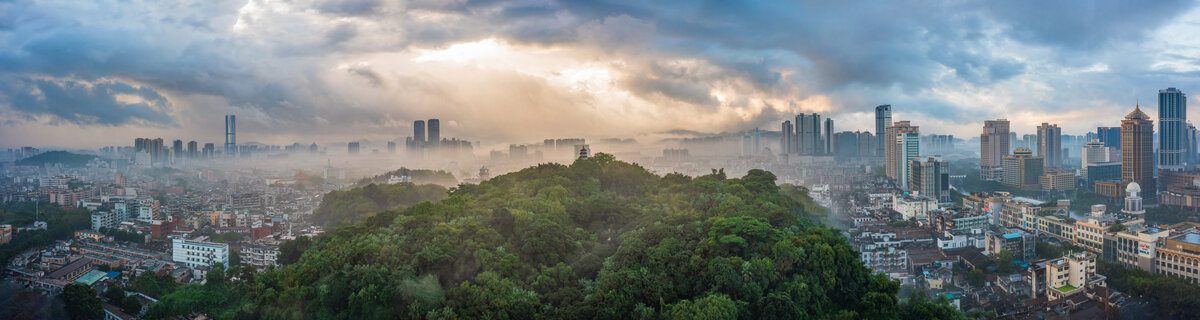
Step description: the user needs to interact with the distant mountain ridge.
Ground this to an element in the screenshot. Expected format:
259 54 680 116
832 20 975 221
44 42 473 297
15 151 98 167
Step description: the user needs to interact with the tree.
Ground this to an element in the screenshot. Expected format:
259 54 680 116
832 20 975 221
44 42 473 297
229 250 241 267
967 270 986 287
1109 223 1127 232
899 293 969 320
206 262 227 287
103 286 126 304
277 236 312 265
61 283 102 320
665 293 740 320
1099 260 1200 317
132 271 176 298
139 156 968 319
120 295 143 314
993 249 1015 274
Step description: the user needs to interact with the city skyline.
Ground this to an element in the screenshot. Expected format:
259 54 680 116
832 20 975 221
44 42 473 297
3 1 1200 148
9 2 1200 319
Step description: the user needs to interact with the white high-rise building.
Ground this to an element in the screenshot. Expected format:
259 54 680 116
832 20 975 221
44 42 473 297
981 119 1010 180
1081 139 1110 176
172 238 230 269
896 132 920 191
90 211 119 231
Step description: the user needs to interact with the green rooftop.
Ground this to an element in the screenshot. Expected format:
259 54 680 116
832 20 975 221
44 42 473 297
74 270 108 286
1054 285 1077 293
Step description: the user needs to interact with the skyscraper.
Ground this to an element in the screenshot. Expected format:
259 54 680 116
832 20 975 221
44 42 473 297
980 119 1010 180
885 121 919 187
834 131 859 157
1097 127 1121 149
413 120 426 147
1083 139 1110 162
172 140 183 160
910 157 951 202
151 138 164 164
895 131 920 191
1037 123 1062 168
225 115 237 158
823 118 834 155
875 104 892 157
796 113 821 155
857 132 875 157
1159 87 1187 170
187 141 198 159
1002 147 1043 188
348 142 361 155
810 114 822 155
1123 105 1155 198
388 141 397 153
203 143 215 159
1188 123 1199 166
1082 139 1110 171
793 114 802 154
780 120 794 155
741 134 753 156
428 119 440 149
753 128 760 154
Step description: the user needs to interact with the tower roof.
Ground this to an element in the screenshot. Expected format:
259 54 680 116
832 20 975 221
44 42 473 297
1126 105 1150 120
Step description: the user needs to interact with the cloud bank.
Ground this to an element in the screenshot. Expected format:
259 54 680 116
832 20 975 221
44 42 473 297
1 0 1199 148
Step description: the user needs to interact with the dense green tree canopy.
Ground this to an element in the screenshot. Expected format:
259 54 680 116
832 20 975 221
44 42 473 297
0 203 92 266
1100 261 1200 318
311 182 447 228
147 154 962 319
355 167 458 187
61 284 102 320
14 151 98 167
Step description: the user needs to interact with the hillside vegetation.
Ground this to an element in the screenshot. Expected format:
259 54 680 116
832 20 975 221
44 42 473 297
146 154 964 319
311 183 448 228
14 151 97 167
356 167 458 187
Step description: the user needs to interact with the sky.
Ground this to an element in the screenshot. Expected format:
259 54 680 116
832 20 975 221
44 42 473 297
2 0 1200 149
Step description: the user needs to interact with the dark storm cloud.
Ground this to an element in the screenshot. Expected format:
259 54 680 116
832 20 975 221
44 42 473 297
0 77 173 126
0 0 1197 141
0 15 369 130
985 0 1193 50
347 66 384 87
325 23 359 46
316 0 382 16
624 76 718 107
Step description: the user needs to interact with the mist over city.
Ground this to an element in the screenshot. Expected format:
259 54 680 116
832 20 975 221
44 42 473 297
3 1 1200 319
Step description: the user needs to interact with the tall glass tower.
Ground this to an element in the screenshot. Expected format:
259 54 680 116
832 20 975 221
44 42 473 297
1159 87 1187 170
875 104 892 157
224 115 236 157
427 119 440 149
413 120 426 146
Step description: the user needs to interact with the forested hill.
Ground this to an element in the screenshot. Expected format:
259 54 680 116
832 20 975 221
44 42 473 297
14 151 97 167
147 153 965 319
311 183 448 228
355 167 458 187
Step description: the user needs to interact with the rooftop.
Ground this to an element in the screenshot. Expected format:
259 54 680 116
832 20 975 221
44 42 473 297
46 259 90 279
1055 285 1078 293
1180 233 1200 245
75 270 108 285
1009 197 1045 206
